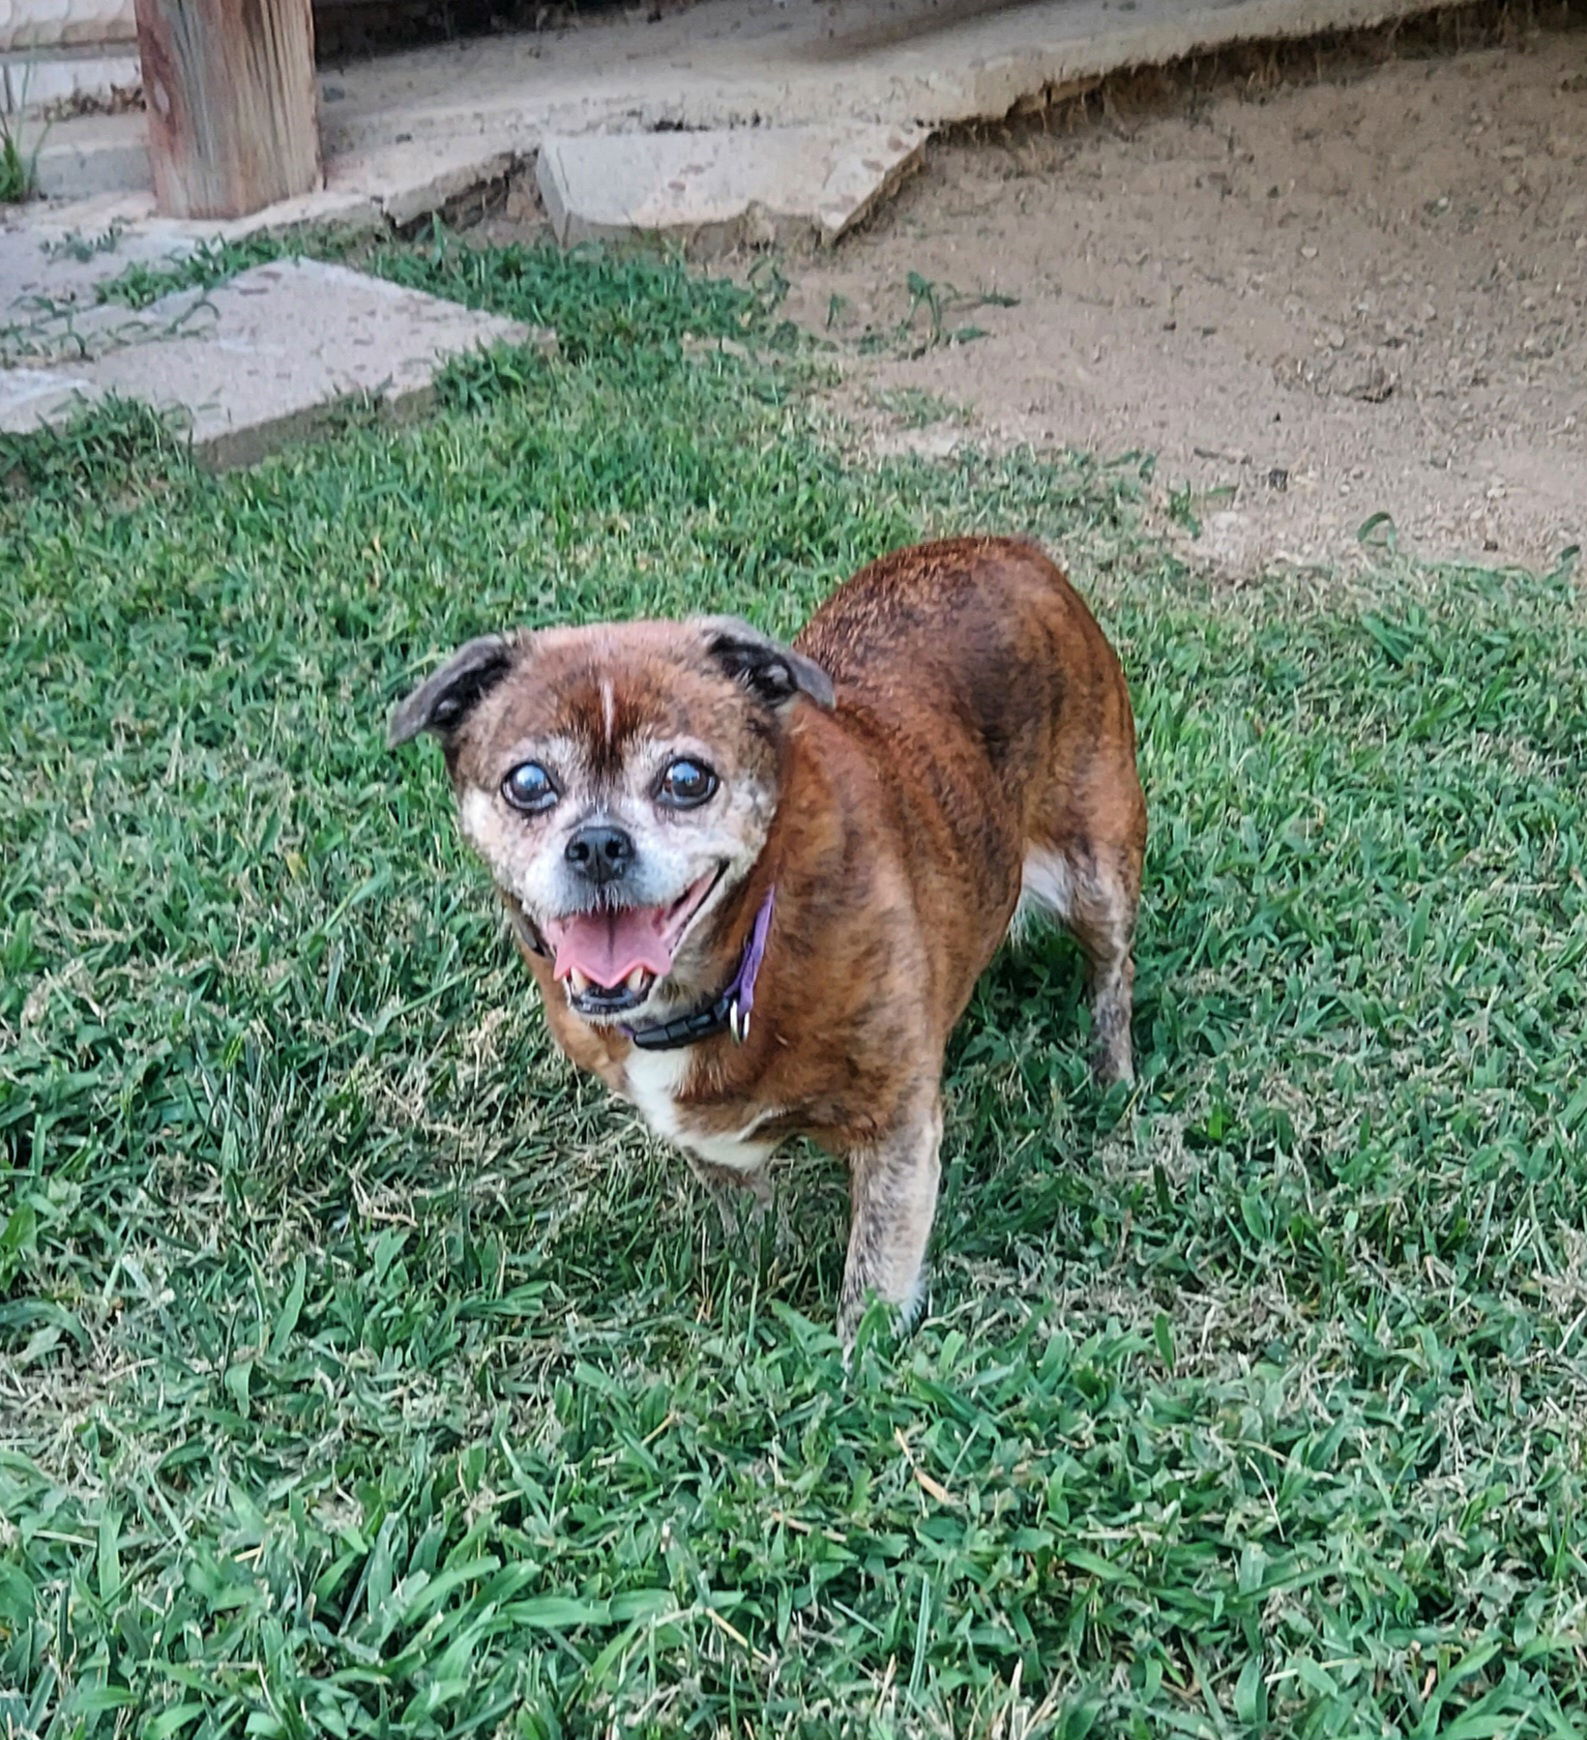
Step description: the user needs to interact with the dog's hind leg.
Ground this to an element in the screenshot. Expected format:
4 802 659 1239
839 1095 943 1344
1019 840 1141 1085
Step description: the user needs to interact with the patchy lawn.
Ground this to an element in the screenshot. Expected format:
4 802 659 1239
2 236 1585 1739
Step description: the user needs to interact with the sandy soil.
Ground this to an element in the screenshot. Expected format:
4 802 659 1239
777 25 1587 575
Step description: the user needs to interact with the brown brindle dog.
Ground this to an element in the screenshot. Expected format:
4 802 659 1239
390 536 1146 1340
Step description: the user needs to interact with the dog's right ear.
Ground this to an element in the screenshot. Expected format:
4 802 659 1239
388 635 513 749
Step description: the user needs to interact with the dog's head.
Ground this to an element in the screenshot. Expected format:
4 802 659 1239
389 617 833 1022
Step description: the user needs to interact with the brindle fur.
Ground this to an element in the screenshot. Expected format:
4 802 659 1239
395 537 1146 1341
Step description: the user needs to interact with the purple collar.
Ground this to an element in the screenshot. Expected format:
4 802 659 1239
621 886 776 1052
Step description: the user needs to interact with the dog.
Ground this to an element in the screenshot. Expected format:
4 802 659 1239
390 536 1146 1340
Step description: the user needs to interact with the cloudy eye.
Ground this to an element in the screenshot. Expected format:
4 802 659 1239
657 757 718 809
502 761 558 815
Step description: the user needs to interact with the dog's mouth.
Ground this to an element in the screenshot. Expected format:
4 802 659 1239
542 863 726 1015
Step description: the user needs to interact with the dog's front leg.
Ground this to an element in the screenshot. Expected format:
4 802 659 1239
839 1096 943 1344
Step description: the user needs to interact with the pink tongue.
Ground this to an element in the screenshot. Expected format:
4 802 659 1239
543 905 677 989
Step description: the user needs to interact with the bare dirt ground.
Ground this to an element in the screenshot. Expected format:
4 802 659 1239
774 16 1587 575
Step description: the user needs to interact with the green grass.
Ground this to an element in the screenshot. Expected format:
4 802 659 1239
0 127 36 206
3 233 1586 1740
0 71 46 207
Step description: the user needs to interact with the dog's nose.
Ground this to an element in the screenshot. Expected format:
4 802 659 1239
564 823 635 885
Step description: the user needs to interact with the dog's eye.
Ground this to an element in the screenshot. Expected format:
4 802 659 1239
657 757 718 809
502 761 558 815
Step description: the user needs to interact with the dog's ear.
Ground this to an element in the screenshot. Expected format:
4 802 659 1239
697 616 835 712
388 635 513 749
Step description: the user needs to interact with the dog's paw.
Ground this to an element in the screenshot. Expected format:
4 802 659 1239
838 1279 929 1364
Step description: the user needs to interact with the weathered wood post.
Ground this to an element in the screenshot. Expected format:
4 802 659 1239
134 0 321 220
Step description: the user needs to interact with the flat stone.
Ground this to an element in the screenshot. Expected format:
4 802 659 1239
0 218 202 365
8 186 385 257
1 220 196 310
537 124 927 254
1 258 553 467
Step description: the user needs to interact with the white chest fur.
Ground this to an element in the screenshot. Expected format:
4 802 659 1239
623 1047 777 1175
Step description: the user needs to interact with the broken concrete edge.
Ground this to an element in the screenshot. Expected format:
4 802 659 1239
318 0 1473 154
39 122 875 269
0 381 435 472
816 132 929 247
0 354 551 471
535 125 930 258
537 180 807 260
185 329 545 468
915 0 1478 127
192 380 437 472
364 148 520 232
18 0 1472 263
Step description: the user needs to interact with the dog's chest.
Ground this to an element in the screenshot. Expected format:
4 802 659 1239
622 1047 776 1174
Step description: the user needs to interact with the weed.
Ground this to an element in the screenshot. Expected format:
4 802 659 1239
848 272 1019 359
904 270 1016 349
41 222 126 262
0 114 40 204
95 233 316 308
868 386 971 429
0 62 51 203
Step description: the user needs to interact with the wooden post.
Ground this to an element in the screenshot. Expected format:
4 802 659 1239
134 0 321 220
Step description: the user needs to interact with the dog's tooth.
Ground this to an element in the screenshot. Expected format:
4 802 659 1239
568 968 590 995
626 967 649 994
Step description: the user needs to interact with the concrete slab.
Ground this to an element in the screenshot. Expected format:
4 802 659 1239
0 258 553 467
20 186 390 250
1 221 193 308
537 123 926 252
23 0 1463 239
331 141 518 230
0 218 202 365
318 0 1467 147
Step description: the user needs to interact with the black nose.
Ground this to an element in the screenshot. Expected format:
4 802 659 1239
564 823 635 885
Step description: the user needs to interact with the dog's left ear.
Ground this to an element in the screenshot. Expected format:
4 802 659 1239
698 616 835 711
388 634 513 749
